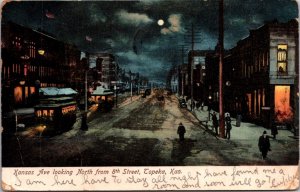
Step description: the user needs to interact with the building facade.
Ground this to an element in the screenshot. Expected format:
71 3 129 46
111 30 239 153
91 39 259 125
178 64 188 97
1 22 81 111
93 52 117 89
206 19 298 129
187 50 213 102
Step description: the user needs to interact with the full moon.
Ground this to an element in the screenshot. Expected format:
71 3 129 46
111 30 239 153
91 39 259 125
157 19 164 26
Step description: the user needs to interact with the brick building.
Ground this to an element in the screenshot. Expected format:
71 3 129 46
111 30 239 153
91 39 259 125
206 19 298 129
1 22 81 111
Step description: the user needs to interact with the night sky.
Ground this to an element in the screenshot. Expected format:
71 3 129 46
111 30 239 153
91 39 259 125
2 0 298 83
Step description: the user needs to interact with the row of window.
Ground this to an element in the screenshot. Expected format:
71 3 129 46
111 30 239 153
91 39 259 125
36 105 76 118
246 88 266 117
62 105 76 115
12 37 36 58
28 41 36 58
2 64 69 81
36 109 54 117
277 45 288 73
240 51 269 79
240 44 288 79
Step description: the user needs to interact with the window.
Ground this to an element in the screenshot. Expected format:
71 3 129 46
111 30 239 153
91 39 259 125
274 85 293 122
12 36 22 49
24 64 28 76
14 86 23 103
277 45 287 74
3 66 6 79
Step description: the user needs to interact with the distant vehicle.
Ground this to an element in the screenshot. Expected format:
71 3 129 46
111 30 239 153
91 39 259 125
157 95 164 101
145 89 151 96
179 99 187 108
139 88 145 95
34 97 77 135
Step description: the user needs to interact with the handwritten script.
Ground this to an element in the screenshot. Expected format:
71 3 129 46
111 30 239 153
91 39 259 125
3 166 299 190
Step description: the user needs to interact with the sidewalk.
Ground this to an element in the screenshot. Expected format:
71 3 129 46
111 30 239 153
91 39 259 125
191 106 296 141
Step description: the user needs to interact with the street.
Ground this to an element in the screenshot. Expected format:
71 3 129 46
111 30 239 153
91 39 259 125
2 91 298 167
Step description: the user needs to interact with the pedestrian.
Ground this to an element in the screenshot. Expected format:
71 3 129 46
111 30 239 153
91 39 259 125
196 101 200 110
191 100 195 111
80 112 88 131
201 102 204 110
258 131 271 160
177 122 186 142
225 113 231 139
236 114 242 127
212 112 219 136
271 123 278 139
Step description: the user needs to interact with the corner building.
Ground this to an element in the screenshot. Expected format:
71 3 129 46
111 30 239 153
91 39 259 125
224 19 298 129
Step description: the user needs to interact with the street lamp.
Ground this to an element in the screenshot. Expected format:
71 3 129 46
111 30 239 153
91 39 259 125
114 85 118 108
19 80 25 86
14 110 18 133
129 71 133 101
38 48 45 55
14 109 25 166
208 95 212 121
80 70 88 131
37 125 46 166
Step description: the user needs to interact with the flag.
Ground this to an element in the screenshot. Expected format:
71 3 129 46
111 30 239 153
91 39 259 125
85 35 93 42
45 10 55 19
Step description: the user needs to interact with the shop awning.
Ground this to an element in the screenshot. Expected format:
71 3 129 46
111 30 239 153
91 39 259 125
39 87 78 96
91 86 114 96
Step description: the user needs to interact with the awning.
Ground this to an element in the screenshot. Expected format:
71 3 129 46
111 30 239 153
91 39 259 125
91 86 113 96
39 87 78 96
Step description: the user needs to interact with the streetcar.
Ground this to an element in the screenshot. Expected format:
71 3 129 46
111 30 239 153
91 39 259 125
34 96 77 135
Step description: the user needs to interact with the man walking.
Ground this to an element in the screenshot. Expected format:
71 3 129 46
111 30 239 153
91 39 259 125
212 112 219 136
177 122 186 142
258 131 271 160
225 113 231 139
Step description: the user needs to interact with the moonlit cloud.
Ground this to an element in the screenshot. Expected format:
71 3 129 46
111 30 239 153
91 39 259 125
115 9 153 26
116 50 168 81
87 4 107 24
229 18 246 26
161 14 184 35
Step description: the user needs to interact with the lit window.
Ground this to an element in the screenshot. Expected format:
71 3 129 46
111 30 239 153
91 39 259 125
274 86 293 122
36 110 42 117
30 87 35 95
24 64 28 76
277 45 287 74
43 110 48 116
14 86 23 103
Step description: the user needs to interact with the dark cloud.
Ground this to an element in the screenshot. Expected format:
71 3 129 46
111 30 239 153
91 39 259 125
2 0 298 83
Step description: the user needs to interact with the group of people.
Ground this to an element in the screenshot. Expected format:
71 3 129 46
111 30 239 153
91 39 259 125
211 112 232 139
177 113 273 160
177 112 232 141
187 99 205 111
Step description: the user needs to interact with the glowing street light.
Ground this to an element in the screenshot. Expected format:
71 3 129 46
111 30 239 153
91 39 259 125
19 80 25 86
38 48 45 55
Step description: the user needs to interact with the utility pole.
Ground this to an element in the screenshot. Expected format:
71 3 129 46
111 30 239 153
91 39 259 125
80 58 88 131
191 23 195 110
181 45 184 96
219 0 225 138
85 71 88 112
130 71 133 101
